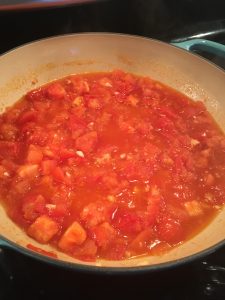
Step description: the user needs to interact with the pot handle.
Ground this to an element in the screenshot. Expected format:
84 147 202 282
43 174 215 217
172 38 225 58
0 237 10 249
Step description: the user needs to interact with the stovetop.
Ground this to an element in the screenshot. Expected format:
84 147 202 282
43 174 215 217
0 1 225 299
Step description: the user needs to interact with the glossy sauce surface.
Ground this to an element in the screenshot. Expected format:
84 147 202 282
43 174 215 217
0 70 224 261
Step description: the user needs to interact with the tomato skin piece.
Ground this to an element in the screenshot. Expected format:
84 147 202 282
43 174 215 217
27 243 58 258
157 217 184 244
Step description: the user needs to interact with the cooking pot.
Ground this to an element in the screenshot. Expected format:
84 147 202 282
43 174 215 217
0 33 225 273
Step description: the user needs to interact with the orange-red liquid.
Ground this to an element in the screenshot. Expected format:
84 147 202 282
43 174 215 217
0 70 224 261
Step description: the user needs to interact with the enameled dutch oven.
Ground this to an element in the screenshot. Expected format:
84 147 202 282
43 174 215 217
0 33 225 273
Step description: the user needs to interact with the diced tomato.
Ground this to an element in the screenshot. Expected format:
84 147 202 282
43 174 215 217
127 94 139 107
99 77 112 88
75 131 98 153
27 145 43 164
46 83 66 100
58 221 87 251
46 203 68 220
22 194 46 221
41 160 57 175
27 127 49 146
158 106 179 120
28 215 59 243
70 78 90 94
167 204 189 223
0 123 18 141
101 172 119 189
18 110 37 124
129 228 154 253
90 222 116 248
184 200 204 217
59 149 76 160
155 116 175 132
17 164 39 178
157 217 183 244
52 167 65 183
146 196 162 225
73 239 97 262
80 201 117 228
68 115 86 134
114 211 143 235
87 98 102 109
1 159 17 173
43 148 56 159
104 239 127 260
0 141 19 159
26 88 43 102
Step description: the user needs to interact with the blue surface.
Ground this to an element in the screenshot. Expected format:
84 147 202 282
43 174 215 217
173 38 225 59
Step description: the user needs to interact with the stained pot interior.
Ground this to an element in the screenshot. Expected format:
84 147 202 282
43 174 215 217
0 33 224 268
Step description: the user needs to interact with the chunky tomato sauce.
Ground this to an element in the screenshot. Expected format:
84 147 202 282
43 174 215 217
0 70 225 261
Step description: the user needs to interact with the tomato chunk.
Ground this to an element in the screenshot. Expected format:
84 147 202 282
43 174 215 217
58 221 87 251
17 164 39 178
18 110 37 124
114 211 143 235
41 160 57 175
22 195 46 221
46 83 66 100
80 201 117 228
27 145 43 164
90 222 116 248
28 215 59 243
73 239 97 261
75 131 98 153
157 217 183 244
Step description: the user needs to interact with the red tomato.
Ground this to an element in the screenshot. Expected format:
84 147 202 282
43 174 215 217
90 222 116 248
75 131 98 153
22 195 46 221
41 160 57 175
80 201 117 228
157 217 184 244
18 110 37 124
27 145 43 164
46 83 66 100
114 211 143 235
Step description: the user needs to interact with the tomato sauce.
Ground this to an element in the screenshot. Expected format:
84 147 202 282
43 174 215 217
0 70 224 261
